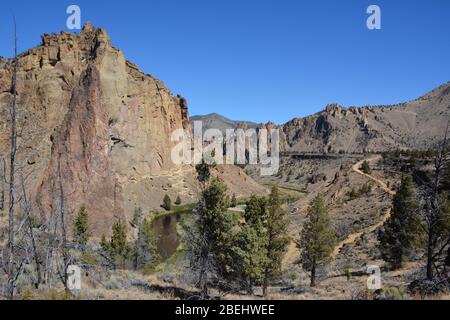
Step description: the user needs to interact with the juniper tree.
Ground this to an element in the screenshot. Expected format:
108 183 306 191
73 206 90 249
134 218 160 272
378 176 423 269
195 160 213 189
234 195 269 294
103 220 130 269
175 196 182 206
162 194 172 211
300 194 336 287
231 194 238 208
100 235 110 253
361 160 372 175
131 206 143 227
186 177 233 298
445 247 450 268
441 159 450 194
263 186 289 296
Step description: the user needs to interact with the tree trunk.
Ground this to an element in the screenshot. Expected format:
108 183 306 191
30 223 43 288
424 123 448 281
198 243 209 299
20 174 43 288
58 157 69 289
310 261 316 287
262 269 269 297
246 280 254 295
426 231 434 280
199 267 208 299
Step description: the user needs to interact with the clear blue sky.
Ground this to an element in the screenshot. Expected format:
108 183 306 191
1 0 449 124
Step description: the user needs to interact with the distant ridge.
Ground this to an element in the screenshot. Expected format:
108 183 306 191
280 81 450 153
193 81 450 153
190 113 260 133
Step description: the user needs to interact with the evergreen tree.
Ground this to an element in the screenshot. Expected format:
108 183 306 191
231 194 238 208
348 187 358 200
234 195 268 294
100 235 110 253
162 194 172 211
186 177 233 298
263 186 290 296
134 218 160 272
131 206 143 227
361 160 372 175
300 194 336 287
445 246 450 268
378 176 423 269
110 220 130 268
175 196 182 206
195 160 213 188
441 160 450 195
73 206 90 248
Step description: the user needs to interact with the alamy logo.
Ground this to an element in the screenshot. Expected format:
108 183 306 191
67 265 81 291
367 5 381 30
367 265 382 290
171 121 280 176
66 5 81 30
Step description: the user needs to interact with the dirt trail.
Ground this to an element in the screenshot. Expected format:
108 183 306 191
330 156 395 259
351 156 395 196
282 156 395 268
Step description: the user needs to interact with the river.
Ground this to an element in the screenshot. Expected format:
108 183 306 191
152 214 181 261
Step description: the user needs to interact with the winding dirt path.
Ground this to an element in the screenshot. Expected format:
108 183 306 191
330 156 395 259
351 157 395 196
282 156 396 268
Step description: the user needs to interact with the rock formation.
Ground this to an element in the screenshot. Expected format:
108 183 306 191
0 23 265 236
282 84 450 153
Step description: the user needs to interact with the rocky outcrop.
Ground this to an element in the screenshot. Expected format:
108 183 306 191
0 23 193 235
0 23 266 236
282 86 450 153
36 65 123 234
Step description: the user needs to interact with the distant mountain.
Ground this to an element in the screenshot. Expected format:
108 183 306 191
193 82 450 153
190 113 260 134
282 82 450 153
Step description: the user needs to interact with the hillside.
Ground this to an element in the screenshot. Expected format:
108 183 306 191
283 83 450 153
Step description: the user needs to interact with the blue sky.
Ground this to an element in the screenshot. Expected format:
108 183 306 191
0 0 449 124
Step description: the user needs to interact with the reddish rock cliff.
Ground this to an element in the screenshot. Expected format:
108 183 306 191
0 23 266 236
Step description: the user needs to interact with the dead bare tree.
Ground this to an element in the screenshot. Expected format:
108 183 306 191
417 122 450 280
1 16 50 298
43 194 59 287
57 155 71 289
36 158 73 291
19 172 43 288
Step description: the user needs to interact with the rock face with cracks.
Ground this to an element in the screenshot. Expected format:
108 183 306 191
0 23 265 236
